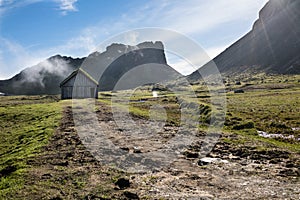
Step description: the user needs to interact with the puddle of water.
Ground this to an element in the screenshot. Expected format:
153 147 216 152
257 130 299 141
198 157 229 165
152 91 158 98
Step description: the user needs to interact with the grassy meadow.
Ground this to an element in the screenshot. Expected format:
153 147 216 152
0 96 62 197
99 73 300 152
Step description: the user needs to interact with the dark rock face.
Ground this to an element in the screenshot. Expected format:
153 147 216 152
81 41 181 91
190 0 300 80
0 55 84 95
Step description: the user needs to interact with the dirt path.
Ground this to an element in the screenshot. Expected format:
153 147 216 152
94 102 300 199
21 102 300 199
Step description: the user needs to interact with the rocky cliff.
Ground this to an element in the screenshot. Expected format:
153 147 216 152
82 41 180 91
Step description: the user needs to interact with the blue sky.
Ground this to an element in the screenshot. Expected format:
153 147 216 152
0 0 268 79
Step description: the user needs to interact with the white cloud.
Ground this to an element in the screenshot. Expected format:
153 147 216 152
43 26 100 57
0 0 78 16
0 37 47 79
206 45 229 59
0 0 14 6
166 44 231 75
56 0 267 55
101 0 267 37
21 57 72 87
167 57 196 75
149 0 268 35
56 0 78 15
0 0 42 14
112 0 268 74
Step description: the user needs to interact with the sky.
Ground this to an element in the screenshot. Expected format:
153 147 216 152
0 0 268 79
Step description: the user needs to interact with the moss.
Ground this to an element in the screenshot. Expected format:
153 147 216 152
0 98 62 197
232 121 255 130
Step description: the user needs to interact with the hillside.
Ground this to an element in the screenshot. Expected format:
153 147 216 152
189 0 300 80
0 55 84 95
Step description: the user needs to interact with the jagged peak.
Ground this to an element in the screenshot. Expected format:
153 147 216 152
48 54 85 61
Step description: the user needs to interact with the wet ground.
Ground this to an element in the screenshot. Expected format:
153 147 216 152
23 102 300 199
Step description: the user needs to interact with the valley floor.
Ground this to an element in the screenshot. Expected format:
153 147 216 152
0 74 299 199
1 103 299 199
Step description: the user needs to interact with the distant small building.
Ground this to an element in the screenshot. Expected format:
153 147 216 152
60 68 99 100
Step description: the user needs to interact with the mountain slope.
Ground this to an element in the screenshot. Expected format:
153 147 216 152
189 0 300 80
0 55 84 95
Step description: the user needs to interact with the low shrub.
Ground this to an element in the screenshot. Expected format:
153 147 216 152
233 121 255 130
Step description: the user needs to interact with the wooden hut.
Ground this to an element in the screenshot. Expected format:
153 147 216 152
60 68 99 99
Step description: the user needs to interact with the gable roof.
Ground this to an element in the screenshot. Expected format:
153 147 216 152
60 68 99 87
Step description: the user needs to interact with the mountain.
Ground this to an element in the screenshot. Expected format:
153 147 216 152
82 41 181 91
0 55 84 95
189 0 300 80
0 41 179 95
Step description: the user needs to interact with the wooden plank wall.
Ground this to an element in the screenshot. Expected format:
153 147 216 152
61 72 98 99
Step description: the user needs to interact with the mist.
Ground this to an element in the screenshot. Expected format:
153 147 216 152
21 56 73 88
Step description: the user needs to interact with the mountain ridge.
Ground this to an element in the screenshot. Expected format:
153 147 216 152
189 0 300 80
0 41 178 95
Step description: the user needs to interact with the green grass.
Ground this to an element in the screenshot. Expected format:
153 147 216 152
226 87 300 135
99 90 211 127
222 74 300 152
99 74 300 153
0 97 62 197
222 129 300 153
